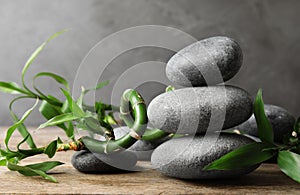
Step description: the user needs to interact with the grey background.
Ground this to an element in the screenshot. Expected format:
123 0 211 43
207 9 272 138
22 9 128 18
0 0 299 126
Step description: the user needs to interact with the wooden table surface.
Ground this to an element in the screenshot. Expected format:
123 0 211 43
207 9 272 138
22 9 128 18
0 127 300 194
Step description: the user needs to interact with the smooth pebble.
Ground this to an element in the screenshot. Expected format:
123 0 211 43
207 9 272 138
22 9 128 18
71 150 137 173
166 36 243 86
151 134 259 179
147 85 253 134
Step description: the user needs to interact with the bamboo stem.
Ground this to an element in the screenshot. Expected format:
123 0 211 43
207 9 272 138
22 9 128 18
81 89 148 153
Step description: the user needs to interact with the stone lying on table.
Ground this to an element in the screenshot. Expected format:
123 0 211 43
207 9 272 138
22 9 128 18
114 126 169 161
71 150 137 173
147 85 253 134
151 134 259 179
166 36 243 87
233 104 295 143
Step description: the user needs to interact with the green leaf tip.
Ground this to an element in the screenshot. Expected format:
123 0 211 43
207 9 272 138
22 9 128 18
7 161 63 183
0 82 28 95
254 89 274 144
278 150 300 183
38 113 80 129
44 139 58 158
203 142 275 171
5 98 39 149
21 30 67 94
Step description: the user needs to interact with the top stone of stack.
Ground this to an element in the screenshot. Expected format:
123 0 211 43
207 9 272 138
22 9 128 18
166 36 243 86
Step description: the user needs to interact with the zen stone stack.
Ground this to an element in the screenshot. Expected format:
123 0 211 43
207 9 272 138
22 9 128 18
150 36 259 179
71 36 295 178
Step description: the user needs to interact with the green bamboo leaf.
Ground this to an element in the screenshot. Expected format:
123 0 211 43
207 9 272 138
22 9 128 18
0 148 9 156
84 80 110 94
25 161 64 173
46 95 61 103
57 137 63 144
66 122 75 140
61 99 71 113
17 148 44 159
95 80 109 90
61 88 85 117
44 139 58 158
39 95 62 107
77 86 85 109
0 150 24 160
203 142 275 170
103 112 117 125
79 81 113 114
21 30 67 93
38 113 79 129
7 162 58 182
278 150 300 183
39 100 63 119
34 72 70 91
0 81 28 94
5 99 39 149
0 149 10 157
10 111 37 149
9 96 37 148
39 100 68 130
17 133 31 150
0 156 6 166
254 89 274 144
33 72 70 105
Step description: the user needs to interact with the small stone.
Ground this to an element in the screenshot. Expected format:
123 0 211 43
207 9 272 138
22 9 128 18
166 36 243 87
114 126 169 161
71 150 137 173
234 104 295 143
147 85 253 134
151 134 259 179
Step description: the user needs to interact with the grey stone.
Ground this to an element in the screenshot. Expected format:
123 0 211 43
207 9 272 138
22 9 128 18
234 104 295 143
147 85 253 134
166 36 243 87
71 150 137 173
114 126 169 161
151 134 259 179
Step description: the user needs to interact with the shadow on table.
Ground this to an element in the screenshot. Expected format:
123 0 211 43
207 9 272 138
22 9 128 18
180 168 296 187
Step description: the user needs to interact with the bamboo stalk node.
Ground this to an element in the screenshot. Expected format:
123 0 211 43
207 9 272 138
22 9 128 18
129 128 142 140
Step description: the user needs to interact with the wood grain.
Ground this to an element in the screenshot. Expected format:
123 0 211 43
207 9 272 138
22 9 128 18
0 127 300 194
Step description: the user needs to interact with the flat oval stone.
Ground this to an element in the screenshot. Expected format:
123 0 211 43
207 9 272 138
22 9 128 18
234 104 295 143
71 150 137 173
166 36 243 87
114 126 169 161
151 134 259 179
147 85 253 134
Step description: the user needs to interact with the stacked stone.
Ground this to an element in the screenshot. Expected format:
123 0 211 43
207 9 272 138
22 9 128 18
233 104 295 143
150 36 259 179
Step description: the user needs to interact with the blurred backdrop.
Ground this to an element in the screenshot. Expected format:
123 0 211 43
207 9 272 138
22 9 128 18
0 0 299 126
